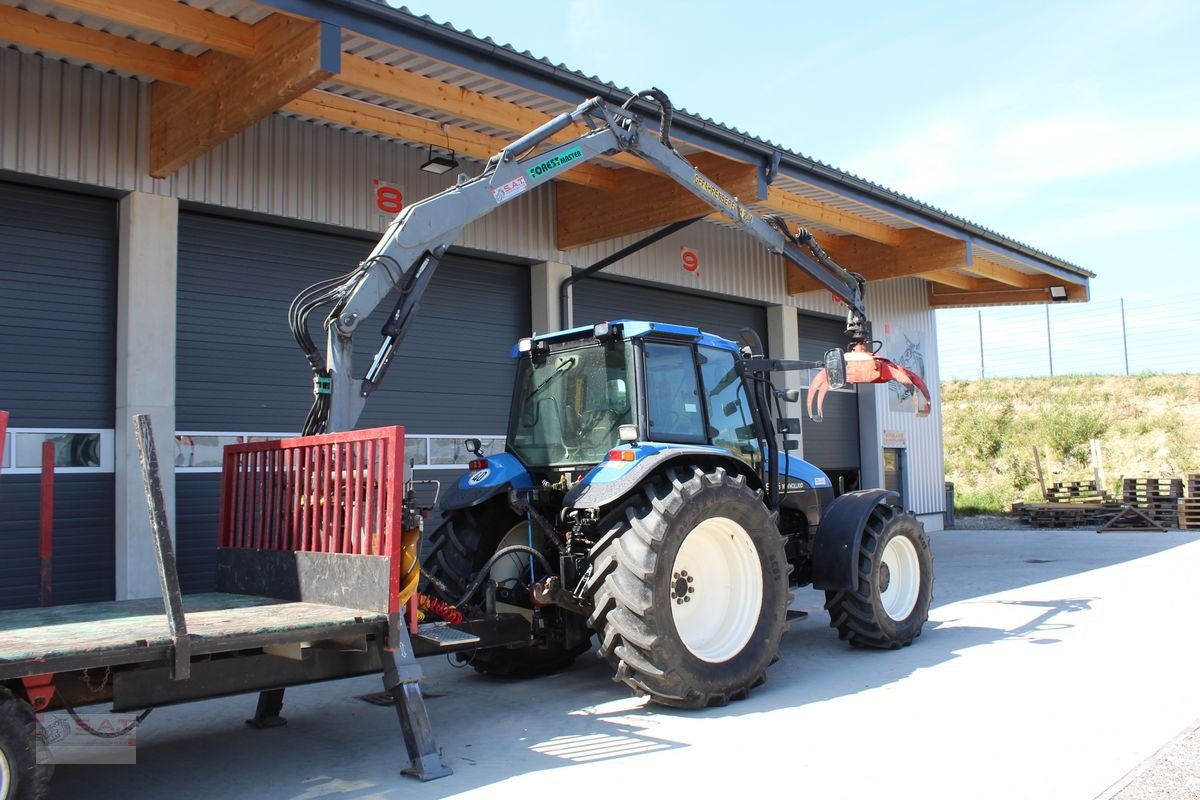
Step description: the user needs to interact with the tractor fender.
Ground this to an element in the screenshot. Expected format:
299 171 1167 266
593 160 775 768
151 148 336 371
437 452 534 512
563 445 759 511
810 488 900 591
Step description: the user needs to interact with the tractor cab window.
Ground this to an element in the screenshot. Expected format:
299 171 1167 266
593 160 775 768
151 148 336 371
698 346 762 468
644 342 706 442
508 341 634 467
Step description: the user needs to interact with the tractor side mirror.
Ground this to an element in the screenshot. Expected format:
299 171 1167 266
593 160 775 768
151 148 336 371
824 348 847 390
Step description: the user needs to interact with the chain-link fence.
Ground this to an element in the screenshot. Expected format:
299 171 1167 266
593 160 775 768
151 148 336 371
936 291 1200 380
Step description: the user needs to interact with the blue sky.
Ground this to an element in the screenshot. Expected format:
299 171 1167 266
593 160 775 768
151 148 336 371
396 0 1200 377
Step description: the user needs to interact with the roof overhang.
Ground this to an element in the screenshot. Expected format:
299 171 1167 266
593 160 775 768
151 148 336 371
0 0 1092 308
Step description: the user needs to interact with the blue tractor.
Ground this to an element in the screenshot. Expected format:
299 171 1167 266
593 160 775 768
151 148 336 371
291 90 935 708
419 320 933 707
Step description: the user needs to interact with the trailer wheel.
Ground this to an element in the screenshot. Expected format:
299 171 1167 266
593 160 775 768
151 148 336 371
824 504 933 648
588 465 789 709
423 514 588 677
0 688 48 800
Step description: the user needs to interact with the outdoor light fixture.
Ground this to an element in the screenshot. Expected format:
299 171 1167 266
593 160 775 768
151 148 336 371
420 144 458 174
1048 285 1068 302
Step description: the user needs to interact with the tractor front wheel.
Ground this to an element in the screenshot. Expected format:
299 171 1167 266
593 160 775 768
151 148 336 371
589 465 789 709
824 504 933 648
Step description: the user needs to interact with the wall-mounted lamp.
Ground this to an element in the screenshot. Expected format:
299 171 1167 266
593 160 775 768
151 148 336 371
420 144 458 174
1048 285 1068 302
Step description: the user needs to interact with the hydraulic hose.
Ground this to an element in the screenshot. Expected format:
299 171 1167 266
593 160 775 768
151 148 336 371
454 545 556 609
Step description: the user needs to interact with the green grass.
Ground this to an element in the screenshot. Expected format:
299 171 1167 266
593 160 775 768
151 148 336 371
942 374 1200 516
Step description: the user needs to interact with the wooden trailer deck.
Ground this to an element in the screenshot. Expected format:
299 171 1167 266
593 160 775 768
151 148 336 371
0 593 387 679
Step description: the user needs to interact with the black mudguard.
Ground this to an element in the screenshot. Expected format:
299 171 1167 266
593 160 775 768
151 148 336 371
563 449 760 511
810 488 900 591
437 480 513 513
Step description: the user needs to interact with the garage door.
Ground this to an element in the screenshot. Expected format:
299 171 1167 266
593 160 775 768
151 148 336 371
798 313 860 478
0 181 117 609
573 277 768 349
174 211 529 590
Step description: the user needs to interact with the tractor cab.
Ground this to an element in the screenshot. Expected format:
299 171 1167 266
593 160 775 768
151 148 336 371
506 321 763 478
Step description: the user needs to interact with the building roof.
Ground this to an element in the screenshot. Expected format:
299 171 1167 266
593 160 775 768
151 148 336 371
0 0 1092 306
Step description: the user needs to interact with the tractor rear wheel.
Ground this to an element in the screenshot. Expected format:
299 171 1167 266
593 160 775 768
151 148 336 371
588 465 789 709
422 514 589 677
824 504 933 648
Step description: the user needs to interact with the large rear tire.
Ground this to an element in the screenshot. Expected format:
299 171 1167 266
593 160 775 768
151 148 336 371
422 513 589 677
0 688 48 800
588 465 789 709
824 505 933 648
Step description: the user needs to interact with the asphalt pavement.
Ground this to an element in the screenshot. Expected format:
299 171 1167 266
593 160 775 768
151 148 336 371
50 529 1200 800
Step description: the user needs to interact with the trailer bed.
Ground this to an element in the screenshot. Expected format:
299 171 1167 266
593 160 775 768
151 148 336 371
0 593 386 679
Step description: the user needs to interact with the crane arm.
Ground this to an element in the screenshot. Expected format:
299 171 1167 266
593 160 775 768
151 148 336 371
297 90 874 434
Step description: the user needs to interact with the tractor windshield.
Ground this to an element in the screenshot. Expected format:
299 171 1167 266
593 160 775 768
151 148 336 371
507 341 635 468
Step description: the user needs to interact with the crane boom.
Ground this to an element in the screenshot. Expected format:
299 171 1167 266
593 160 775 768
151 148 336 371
294 89 873 434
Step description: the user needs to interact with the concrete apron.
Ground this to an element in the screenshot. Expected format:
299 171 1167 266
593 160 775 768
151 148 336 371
50 529 1200 800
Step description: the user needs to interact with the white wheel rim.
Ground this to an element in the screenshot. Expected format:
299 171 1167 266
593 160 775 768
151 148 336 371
879 535 921 621
0 742 11 800
670 517 763 663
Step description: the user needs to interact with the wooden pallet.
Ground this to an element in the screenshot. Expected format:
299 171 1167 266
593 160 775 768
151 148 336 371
1187 474 1200 497
1098 505 1167 533
1180 498 1200 531
1046 480 1109 504
1122 477 1182 527
1016 502 1116 528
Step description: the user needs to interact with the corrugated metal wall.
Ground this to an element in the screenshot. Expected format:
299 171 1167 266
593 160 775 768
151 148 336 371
1 49 944 511
859 278 945 515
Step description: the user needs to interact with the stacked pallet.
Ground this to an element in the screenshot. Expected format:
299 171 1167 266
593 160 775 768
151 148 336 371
1180 475 1200 531
1016 480 1119 528
1122 478 1183 528
1045 480 1109 504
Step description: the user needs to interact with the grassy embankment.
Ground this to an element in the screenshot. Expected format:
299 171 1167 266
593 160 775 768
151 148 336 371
941 374 1200 515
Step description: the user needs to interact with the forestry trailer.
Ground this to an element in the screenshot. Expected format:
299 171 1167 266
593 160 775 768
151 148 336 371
291 88 935 709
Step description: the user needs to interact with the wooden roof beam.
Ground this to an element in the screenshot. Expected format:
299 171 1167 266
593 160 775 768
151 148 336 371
928 280 1089 308
788 229 970 294
555 153 761 249
283 91 618 190
43 0 256 57
961 257 1042 288
0 4 200 85
917 270 984 291
763 187 903 246
150 15 341 177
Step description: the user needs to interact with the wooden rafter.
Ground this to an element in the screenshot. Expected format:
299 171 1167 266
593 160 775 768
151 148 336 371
283 91 619 190
0 4 200 85
150 15 340 177
962 257 1042 288
43 0 256 57
928 280 1089 308
917 270 983 291
554 153 762 249
764 188 903 246
788 228 971 294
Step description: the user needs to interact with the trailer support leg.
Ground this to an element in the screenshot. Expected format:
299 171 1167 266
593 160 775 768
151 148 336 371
377 636 450 781
245 688 287 729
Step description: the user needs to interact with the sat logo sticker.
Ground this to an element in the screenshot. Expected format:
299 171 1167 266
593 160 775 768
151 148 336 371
468 469 490 485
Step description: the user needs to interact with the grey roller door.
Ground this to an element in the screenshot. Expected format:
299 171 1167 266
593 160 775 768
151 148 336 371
573 277 768 348
175 212 529 590
0 181 116 608
798 313 860 473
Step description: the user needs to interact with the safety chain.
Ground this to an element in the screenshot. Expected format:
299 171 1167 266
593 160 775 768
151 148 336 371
57 692 153 739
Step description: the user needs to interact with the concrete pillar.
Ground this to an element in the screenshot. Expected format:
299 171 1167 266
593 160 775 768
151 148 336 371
766 304 804 460
530 260 573 333
857 386 884 490
115 192 178 600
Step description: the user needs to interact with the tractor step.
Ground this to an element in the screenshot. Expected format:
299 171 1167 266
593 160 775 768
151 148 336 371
415 623 481 647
